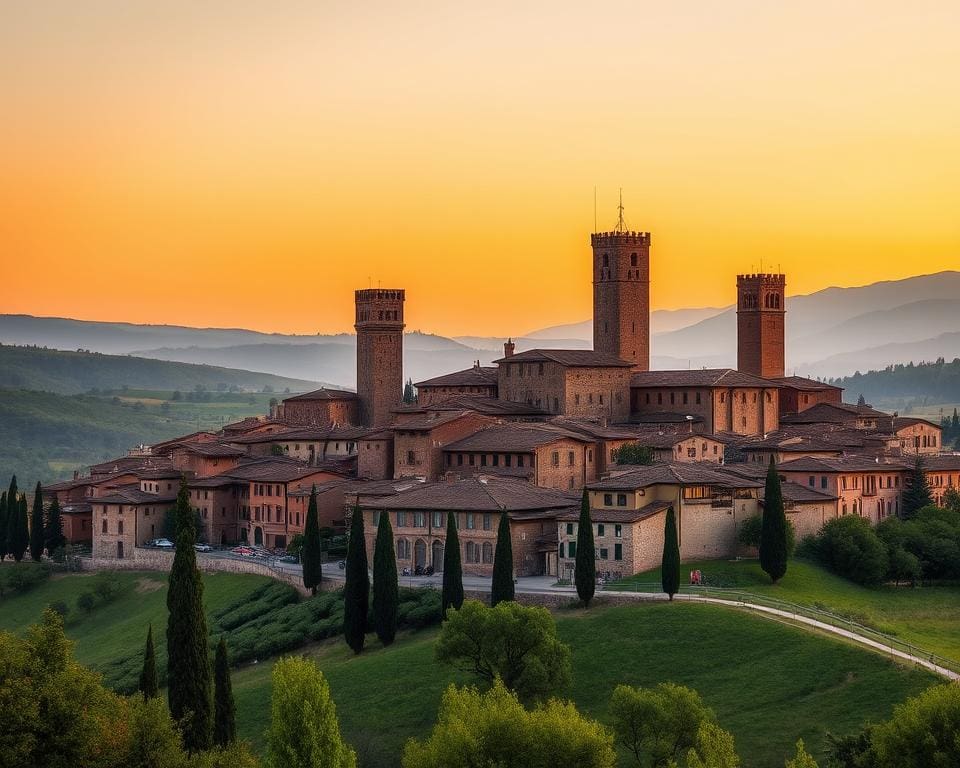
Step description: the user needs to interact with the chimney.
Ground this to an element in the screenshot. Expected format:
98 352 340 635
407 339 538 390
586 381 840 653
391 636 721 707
503 338 515 358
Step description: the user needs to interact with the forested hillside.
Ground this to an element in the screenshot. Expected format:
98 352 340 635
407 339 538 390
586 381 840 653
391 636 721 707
831 358 960 413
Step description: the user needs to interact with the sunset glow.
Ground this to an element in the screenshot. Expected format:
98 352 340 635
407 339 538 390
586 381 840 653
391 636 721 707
2 1 959 336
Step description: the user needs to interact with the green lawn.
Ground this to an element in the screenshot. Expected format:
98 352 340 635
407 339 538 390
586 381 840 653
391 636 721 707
230 601 936 768
614 558 960 662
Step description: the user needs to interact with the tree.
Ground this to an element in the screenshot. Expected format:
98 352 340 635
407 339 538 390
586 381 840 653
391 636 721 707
9 492 29 563
77 591 97 613
812 515 889 585
901 456 933 519
342 505 369 654
139 624 159 700
785 740 819 768
403 378 416 404
611 443 655 465
738 513 796 556
0 490 8 560
944 487 960 513
166 479 212 752
441 511 463 618
435 600 571 703
372 511 398 646
686 722 741 768
759 456 788 583
857 393 866 406
575 489 596 607
403 679 616 768
661 506 680 600
213 637 236 747
869 683 960 768
265 656 356 768
490 511 515 606
122 696 191 768
302 486 322 595
45 495 66 554
30 482 45 561
609 682 716 768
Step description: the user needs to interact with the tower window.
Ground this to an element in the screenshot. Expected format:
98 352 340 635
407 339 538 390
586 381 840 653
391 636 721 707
630 253 637 266
602 255 609 267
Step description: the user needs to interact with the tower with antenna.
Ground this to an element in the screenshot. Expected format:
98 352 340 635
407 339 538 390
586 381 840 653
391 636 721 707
736 271 785 379
591 191 651 371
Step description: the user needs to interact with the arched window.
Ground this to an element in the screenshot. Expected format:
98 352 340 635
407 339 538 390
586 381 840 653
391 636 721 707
465 541 476 562
630 253 637 266
482 541 493 564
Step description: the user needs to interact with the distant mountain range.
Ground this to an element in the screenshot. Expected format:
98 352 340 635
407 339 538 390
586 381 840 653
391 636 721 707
2 271 958 387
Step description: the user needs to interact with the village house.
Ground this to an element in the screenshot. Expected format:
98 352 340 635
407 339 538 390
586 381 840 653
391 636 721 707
414 363 499 406
272 387 359 427
392 410 495 481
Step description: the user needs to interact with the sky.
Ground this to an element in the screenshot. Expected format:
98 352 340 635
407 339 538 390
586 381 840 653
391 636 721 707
2 1 958 337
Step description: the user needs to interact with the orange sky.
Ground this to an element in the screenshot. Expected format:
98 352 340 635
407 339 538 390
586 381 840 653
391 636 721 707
2 1 958 337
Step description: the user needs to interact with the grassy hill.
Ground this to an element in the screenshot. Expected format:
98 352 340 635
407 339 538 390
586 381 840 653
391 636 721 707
0 389 278 484
0 344 320 395
0 568 939 768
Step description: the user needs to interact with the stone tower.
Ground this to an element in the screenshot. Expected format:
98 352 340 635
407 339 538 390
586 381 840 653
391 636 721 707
591 230 651 371
736 273 785 379
355 288 405 427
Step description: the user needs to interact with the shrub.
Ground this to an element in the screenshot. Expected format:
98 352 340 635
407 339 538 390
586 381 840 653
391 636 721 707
809 516 889 585
49 600 69 619
739 514 796 556
0 561 52 595
77 592 97 613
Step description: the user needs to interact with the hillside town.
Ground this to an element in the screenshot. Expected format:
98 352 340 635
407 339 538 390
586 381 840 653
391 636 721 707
42 224 959 581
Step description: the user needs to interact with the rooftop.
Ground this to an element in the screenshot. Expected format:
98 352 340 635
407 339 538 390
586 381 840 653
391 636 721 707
492 348 634 368
558 500 671 524
589 462 764 491
443 422 591 452
415 365 499 388
773 376 843 392
630 368 779 389
282 387 358 402
361 476 579 513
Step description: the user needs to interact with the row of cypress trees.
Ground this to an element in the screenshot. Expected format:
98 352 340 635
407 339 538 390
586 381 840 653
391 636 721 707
0 477 65 563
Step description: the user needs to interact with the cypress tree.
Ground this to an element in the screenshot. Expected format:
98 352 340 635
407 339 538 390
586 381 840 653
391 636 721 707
372 511 398 646
139 624 159 700
213 636 236 747
10 493 29 563
0 491 8 561
902 455 934 519
301 485 322 595
45 496 66 554
759 456 788 584
5 476 19 561
574 489 596 607
441 511 463 617
490 510 515 607
29 482 45 561
661 505 680 600
166 479 212 752
342 504 369 654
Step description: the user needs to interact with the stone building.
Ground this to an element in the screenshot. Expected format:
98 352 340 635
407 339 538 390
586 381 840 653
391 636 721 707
274 388 359 427
356 288 405 427
775 376 843 414
737 272 786 379
168 442 245 477
93 486 178 559
592 229 651 371
414 363 498 406
493 349 633 421
392 411 495 481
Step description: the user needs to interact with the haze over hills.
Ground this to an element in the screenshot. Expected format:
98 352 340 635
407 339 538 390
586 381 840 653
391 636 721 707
2 271 958 386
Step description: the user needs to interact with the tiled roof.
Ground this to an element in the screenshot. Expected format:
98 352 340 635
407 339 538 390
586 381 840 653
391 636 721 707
773 376 843 392
282 387 358 402
220 417 270 434
892 416 942 430
589 463 764 491
96 485 178 505
778 481 839 503
412 396 550 417
629 428 722 449
923 454 960 471
443 423 591 452
625 412 706 426
630 369 778 389
361 476 579 513
171 442 246 458
780 402 891 425
392 410 485 432
150 432 218 453
558 500 671 523
492 349 634 368
230 425 370 444
778 455 908 473
222 458 345 483
415 366 499 388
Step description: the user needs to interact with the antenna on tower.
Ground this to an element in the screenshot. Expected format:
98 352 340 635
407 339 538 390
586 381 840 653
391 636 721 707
593 186 597 234
615 188 626 232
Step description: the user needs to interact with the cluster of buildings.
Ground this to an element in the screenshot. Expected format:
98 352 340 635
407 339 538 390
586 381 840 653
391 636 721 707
44 224 959 579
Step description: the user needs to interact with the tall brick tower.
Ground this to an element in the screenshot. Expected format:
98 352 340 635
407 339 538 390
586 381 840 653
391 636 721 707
736 273 785 379
591 222 651 371
355 288 405 427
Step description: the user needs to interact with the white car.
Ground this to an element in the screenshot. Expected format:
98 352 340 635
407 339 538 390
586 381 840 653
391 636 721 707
193 543 213 552
153 538 175 549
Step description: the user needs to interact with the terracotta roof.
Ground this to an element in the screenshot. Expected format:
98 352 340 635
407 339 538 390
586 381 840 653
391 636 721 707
892 416 942 430
923 454 960 471
395 395 550 418
222 458 345 483
778 455 908 473
220 417 272 434
171 442 246 458
230 425 369 444
625 412 706 426
443 423 591 452
773 376 843 392
150 431 218 453
492 349 634 368
96 485 178 505
778 481 839 503
361 476 579 513
630 369 778 389
780 402 891 425
343 478 433 499
392 410 486 432
629 429 723 449
547 418 646 441
282 387 358 402
60 501 93 515
286 478 354 497
88 455 174 474
415 366 498 388
558 500 671 523
589 463 764 491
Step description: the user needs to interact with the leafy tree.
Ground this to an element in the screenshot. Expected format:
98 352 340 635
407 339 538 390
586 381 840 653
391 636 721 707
8 482 30 562
45 495 66 554
738 513 795 556
29 482 45 561
901 456 933 519
302 486 322 595
785 740 819 768
824 728 875 768
441 511 463 618
575 489 596 607
0 490 8 560
809 515 889 585
122 696 191 768
612 443 655 465
342 505 369 654
759 456 788 583
886 546 921 585
139 624 159 700
372 511 398 646
166 479 212 752
661 505 680 600
213 637 236 747
877 508 960 581
403 378 416 404
265 656 356 768
435 600 571 703
685 722 740 768
491 511 515 606
869 683 960 768
403 679 615 768
944 487 960 513
609 682 715 768
77 591 97 613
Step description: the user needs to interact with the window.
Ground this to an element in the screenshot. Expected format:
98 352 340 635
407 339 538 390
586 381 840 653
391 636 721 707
597 524 605 537
396 511 407 527
696 392 701 405
566 522 574 535
397 539 410 559
568 451 575 467
604 493 613 506
466 541 477 562
568 540 577 558
505 454 512 467
433 511 443 528
808 475 815 487
552 451 560 467
466 513 475 529
615 524 622 538
598 548 608 560
518 456 525 468
457 454 463 466
482 541 493 563
483 513 492 530
407 450 416 465
614 543 623 561
102 519 108 534
492 454 499 467
481 454 487 467
414 512 425 527
683 392 688 405
616 493 627 507
821 477 828 489
469 454 475 466
538 363 544 375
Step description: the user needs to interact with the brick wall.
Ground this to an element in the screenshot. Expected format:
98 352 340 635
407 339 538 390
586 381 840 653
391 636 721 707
592 231 651 371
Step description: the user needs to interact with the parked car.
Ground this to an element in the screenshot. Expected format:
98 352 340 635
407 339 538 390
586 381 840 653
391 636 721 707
193 543 213 552
153 538 174 549
230 546 256 557
277 555 298 564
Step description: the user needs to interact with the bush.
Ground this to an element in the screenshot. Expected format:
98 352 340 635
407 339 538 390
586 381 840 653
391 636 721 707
877 508 960 581
92 571 123 603
738 514 796 556
49 600 70 619
808 516 889 585
77 592 97 613
0 561 52 595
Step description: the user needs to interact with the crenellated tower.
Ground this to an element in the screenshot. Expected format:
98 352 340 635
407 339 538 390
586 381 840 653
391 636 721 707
736 273 785 379
355 288 405 427
591 229 651 371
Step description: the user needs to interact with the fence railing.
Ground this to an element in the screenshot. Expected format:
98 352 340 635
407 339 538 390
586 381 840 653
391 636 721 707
603 581 960 676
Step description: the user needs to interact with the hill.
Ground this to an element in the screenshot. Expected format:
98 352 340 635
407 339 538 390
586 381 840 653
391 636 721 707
0 344 322 395
830 358 960 416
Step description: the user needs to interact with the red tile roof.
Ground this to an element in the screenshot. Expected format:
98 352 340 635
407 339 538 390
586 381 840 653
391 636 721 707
415 366 498 388
282 387 358 402
361 476 579 513
630 369 778 389
492 349 634 368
